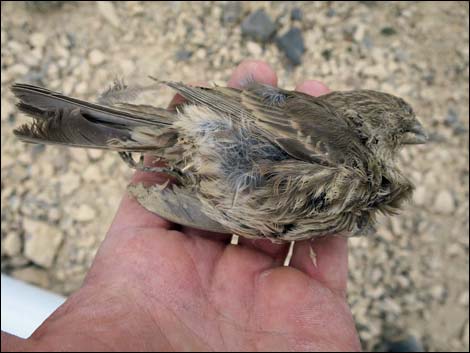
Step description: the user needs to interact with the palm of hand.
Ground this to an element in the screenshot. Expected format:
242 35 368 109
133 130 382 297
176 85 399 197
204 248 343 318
24 61 360 352
72 192 357 351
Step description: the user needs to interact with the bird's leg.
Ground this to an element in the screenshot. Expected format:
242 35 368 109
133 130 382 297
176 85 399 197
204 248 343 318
118 152 180 178
230 234 240 245
283 241 295 267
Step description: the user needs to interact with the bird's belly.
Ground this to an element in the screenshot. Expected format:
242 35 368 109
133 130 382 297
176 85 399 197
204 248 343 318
175 106 371 241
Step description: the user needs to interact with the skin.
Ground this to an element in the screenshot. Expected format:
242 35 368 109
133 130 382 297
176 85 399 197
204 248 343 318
2 60 361 352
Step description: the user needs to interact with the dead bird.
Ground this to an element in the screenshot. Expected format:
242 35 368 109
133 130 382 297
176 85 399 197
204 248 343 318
12 79 427 244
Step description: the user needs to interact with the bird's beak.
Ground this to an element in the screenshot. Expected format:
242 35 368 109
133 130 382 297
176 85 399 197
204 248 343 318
402 122 428 144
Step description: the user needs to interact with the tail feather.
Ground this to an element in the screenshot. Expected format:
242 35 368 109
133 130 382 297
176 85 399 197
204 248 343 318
12 83 178 151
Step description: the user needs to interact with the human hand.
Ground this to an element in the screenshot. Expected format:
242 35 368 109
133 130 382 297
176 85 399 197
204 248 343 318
2 60 361 352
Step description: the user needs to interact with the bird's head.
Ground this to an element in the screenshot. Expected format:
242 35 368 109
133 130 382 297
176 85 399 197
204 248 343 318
327 90 428 158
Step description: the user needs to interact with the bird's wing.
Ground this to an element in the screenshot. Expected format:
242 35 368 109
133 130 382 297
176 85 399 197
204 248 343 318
240 83 348 164
161 81 366 165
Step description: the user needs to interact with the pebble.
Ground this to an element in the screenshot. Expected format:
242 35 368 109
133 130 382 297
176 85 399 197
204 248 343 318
433 190 455 214
29 32 47 48
241 9 277 42
381 26 397 36
413 186 427 206
9 63 29 76
3 231 22 257
175 49 193 62
119 59 136 75
87 149 104 161
1 100 14 123
69 149 89 164
276 27 305 66
430 284 446 301
73 204 97 222
291 8 303 21
444 108 467 135
88 49 106 66
246 41 263 56
458 291 469 306
11 266 50 288
23 219 63 268
221 1 243 25
82 164 102 182
97 1 120 28
61 173 81 196
8 256 30 267
75 82 88 95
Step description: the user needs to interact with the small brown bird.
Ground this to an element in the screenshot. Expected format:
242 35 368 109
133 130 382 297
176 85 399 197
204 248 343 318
12 79 427 243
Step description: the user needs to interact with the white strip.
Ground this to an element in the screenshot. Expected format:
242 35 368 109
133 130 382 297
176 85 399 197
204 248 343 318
1 274 66 339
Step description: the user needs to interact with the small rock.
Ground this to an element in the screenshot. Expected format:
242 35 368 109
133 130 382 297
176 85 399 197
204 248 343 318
381 26 397 36
321 49 333 61
3 232 22 257
1 100 14 122
11 266 50 288
48 207 61 222
175 49 193 62
354 25 366 42
29 32 47 48
8 256 30 267
74 204 96 222
444 108 459 127
89 49 106 66
246 41 262 56
195 48 206 60
383 298 401 314
221 1 243 25
97 1 120 28
119 59 135 75
276 27 305 66
413 186 427 206
69 149 88 164
61 173 81 196
9 63 29 76
445 108 468 135
458 291 469 306
326 8 336 17
362 35 374 49
87 149 104 161
291 8 303 21
23 219 63 268
241 9 277 42
384 335 425 353
389 216 403 235
25 1 64 12
82 164 101 182
433 190 455 214
75 82 88 95
447 243 463 256
430 284 446 301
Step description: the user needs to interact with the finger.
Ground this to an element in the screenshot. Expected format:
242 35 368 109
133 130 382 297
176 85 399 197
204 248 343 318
295 80 330 96
228 59 277 88
290 237 349 295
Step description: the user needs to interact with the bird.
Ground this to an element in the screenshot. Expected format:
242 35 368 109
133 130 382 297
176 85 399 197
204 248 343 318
11 78 427 245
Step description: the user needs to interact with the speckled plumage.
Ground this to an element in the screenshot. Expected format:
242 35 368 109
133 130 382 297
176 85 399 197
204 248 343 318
12 80 427 242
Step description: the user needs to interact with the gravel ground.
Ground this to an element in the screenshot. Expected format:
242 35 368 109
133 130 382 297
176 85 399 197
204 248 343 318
1 1 469 351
